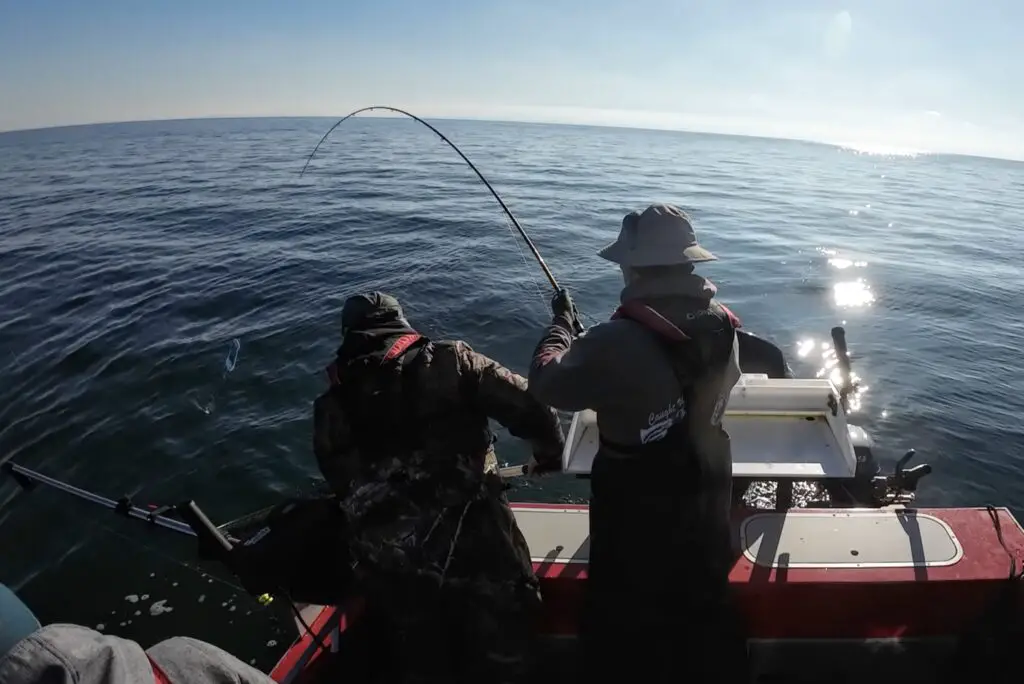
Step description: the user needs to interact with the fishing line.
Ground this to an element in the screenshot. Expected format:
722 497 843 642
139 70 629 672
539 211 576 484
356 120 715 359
301 107 592 471
300 105 572 306
96 521 251 597
190 338 242 415
282 589 330 656
500 213 551 319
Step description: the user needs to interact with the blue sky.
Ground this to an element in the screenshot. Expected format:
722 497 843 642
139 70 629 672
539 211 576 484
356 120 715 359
1 0 1021 158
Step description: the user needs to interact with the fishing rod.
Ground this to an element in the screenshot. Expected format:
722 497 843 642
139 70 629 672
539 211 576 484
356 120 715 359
299 103 561 288
0 462 257 551
1 461 285 604
2 461 202 538
300 106 582 331
5 462 350 650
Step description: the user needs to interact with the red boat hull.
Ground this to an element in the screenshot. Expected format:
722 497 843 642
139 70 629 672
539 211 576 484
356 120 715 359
271 504 1024 683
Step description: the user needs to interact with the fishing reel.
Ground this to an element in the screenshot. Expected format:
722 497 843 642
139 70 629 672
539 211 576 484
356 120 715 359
871 449 933 506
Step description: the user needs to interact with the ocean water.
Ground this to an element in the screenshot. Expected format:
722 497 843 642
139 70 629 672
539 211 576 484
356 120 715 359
1 116 1024 668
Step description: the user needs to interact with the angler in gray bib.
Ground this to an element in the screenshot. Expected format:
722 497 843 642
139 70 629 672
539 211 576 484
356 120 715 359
528 203 749 682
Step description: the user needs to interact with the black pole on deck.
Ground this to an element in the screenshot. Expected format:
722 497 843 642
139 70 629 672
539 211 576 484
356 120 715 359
0 461 244 543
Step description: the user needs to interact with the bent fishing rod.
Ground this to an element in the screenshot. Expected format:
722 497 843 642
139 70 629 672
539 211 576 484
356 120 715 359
300 105 584 332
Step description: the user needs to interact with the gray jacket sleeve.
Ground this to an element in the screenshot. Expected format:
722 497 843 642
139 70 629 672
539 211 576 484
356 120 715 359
528 317 616 413
148 636 277 684
0 624 277 684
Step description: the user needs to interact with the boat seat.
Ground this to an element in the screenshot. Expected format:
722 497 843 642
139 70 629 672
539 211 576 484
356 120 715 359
514 507 967 571
740 510 963 568
563 375 858 480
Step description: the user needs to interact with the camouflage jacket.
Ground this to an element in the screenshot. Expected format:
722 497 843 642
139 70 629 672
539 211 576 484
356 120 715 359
313 334 564 586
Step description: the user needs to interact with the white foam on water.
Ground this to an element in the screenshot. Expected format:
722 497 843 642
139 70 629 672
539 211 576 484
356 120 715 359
149 600 174 616
124 595 139 603
95 624 105 631
141 594 149 601
267 640 277 648
198 595 206 603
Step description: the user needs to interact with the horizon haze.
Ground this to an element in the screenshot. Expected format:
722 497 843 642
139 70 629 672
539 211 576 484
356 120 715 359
2 0 1022 160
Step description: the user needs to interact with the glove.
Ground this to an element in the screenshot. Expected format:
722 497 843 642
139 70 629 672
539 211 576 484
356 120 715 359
550 289 581 332
526 449 563 477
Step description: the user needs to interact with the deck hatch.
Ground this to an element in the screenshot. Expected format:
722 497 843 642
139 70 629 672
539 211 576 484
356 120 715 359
740 510 963 569
515 506 591 564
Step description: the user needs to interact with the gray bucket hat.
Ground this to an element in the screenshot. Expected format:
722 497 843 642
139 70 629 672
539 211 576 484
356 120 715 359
598 203 717 267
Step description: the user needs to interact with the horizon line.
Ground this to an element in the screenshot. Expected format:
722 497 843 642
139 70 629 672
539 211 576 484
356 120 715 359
2 112 1021 166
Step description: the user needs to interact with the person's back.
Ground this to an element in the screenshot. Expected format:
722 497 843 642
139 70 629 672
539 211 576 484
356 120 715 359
528 204 748 682
313 292 565 684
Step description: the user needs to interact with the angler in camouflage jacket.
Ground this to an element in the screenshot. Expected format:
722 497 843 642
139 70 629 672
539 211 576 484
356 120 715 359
313 292 565 684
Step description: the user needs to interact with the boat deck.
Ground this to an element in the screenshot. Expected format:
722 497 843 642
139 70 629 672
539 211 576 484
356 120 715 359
271 504 1024 684
275 606 970 684
521 504 1024 638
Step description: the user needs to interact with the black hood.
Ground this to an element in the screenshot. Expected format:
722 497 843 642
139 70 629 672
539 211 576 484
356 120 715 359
336 292 417 362
341 292 409 334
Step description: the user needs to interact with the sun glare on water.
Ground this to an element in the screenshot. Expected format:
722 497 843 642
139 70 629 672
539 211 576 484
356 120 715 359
833 279 875 308
791 249 875 413
820 249 875 308
827 257 868 270
797 337 868 414
835 142 924 158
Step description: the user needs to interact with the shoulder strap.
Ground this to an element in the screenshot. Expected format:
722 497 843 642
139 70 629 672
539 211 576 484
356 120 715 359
383 333 424 363
612 300 740 391
611 301 691 341
611 300 742 339
398 338 430 436
324 333 426 386
716 301 743 329
325 335 430 449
